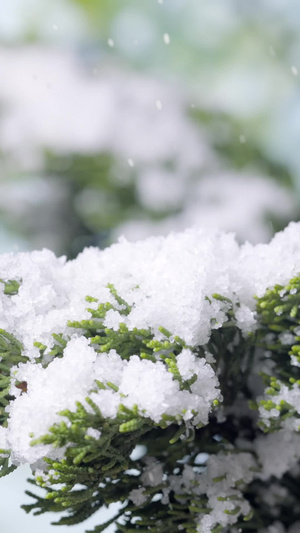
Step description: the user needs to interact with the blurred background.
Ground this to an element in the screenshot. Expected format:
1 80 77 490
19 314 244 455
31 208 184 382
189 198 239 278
1 0 300 531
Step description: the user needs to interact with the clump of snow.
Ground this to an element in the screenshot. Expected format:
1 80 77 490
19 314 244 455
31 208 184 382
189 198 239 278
2 222 300 466
258 382 300 432
162 451 256 532
3 343 220 464
2 221 300 350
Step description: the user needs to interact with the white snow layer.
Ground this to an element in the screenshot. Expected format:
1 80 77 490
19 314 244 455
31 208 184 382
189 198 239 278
1 222 300 464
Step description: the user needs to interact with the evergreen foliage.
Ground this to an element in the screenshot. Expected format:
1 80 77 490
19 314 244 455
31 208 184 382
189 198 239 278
255 276 300 432
0 278 24 478
2 271 300 531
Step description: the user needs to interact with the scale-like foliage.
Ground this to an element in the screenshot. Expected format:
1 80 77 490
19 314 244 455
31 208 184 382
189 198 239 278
0 279 26 477
2 279 300 531
18 289 258 532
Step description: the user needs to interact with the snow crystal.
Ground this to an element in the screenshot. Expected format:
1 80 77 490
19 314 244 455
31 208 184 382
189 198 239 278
6 337 97 464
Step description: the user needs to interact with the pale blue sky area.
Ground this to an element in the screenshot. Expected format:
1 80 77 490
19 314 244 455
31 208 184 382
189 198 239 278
1 466 118 533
